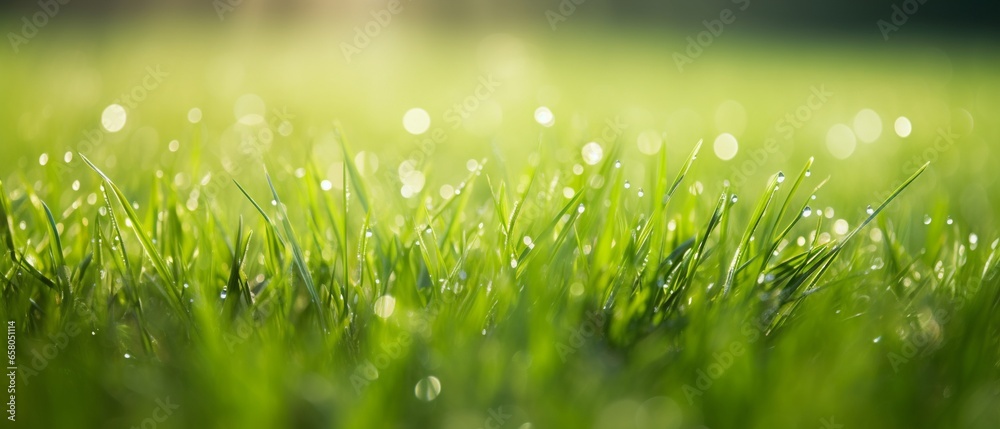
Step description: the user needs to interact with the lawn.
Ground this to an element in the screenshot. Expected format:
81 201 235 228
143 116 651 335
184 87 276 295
1 22 999 429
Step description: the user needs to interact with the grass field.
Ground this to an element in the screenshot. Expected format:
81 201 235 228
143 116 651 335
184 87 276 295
2 22 1000 429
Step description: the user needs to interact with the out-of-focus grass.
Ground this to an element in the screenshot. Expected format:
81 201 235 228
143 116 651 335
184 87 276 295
1 21 999 429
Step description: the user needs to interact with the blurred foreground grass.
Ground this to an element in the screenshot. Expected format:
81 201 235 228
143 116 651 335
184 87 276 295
1 22 999 429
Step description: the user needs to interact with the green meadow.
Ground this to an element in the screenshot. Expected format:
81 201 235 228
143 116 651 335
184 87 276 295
1 23 999 428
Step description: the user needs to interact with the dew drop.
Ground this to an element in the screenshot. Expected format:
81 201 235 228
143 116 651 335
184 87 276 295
614 160 621 169
873 336 882 343
637 188 644 198
802 206 812 218
866 205 875 215
776 171 785 183
124 353 131 359
577 204 585 214
624 180 631 189
730 194 738 204
220 288 228 299
924 215 932 225
805 169 811 177
946 217 953 225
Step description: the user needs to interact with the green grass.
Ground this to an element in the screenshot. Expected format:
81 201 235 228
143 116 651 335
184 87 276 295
2 24 1000 429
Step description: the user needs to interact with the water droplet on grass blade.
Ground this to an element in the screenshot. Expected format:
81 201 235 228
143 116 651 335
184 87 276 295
866 205 875 215
220 288 228 299
776 171 785 183
802 207 812 217
730 194 738 204
614 160 621 168
946 217 953 225
624 180 631 189
924 215 932 225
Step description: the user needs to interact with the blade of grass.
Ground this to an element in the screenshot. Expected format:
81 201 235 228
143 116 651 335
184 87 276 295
79 154 183 313
264 170 329 331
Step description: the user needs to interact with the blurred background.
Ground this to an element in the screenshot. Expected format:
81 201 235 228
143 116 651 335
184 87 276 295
3 0 1000 32
0 0 998 235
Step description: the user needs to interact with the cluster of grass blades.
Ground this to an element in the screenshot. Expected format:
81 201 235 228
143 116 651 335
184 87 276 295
2 130 999 429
